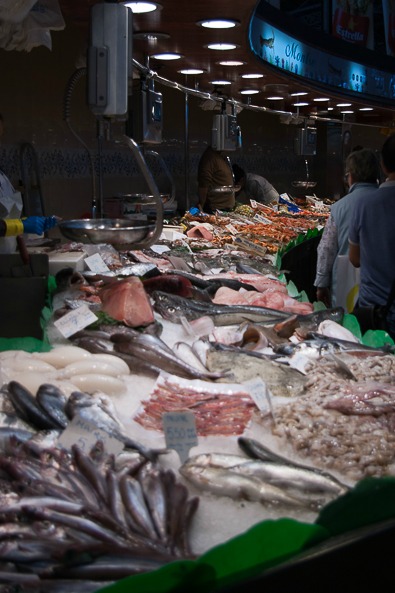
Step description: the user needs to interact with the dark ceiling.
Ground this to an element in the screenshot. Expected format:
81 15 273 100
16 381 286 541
58 0 395 127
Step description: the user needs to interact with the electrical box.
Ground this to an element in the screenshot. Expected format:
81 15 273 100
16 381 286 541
130 82 163 144
294 127 317 156
87 3 132 118
211 114 242 151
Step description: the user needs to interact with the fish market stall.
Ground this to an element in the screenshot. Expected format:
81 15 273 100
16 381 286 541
1 215 395 592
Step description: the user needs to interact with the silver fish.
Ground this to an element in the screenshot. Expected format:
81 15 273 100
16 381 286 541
179 460 307 508
238 437 350 491
152 290 291 326
111 332 228 381
65 392 165 461
183 452 348 502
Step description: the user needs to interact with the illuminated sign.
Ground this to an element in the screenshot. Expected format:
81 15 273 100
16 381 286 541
249 12 395 104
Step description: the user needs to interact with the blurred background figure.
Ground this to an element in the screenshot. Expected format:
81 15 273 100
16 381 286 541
197 145 235 214
315 148 379 308
232 164 279 206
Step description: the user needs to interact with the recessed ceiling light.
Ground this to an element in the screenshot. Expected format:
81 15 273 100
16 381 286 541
123 2 161 13
313 97 330 102
267 96 285 101
150 52 183 60
293 102 310 106
337 102 352 107
359 107 373 111
240 89 260 95
197 19 240 29
178 68 205 75
241 73 264 79
290 91 308 97
328 107 334 111
341 110 354 114
206 43 238 51
218 60 245 66
211 80 231 85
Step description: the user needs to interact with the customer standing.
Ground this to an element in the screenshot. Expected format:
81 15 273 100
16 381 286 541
349 134 395 338
197 145 235 214
314 148 379 307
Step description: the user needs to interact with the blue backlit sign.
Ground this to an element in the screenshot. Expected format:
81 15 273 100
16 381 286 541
249 13 395 103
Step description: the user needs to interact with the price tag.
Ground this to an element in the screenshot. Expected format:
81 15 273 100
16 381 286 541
54 304 98 338
84 253 110 273
233 236 267 257
162 411 198 463
244 377 274 416
151 244 171 254
226 224 238 235
253 213 272 225
57 415 124 456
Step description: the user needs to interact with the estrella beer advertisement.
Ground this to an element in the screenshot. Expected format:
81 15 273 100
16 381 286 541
332 0 374 49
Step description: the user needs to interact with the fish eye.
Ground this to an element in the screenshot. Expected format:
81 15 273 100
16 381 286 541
168 307 175 313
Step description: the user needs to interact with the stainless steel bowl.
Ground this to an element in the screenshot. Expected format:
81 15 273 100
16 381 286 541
292 181 317 189
208 185 241 195
58 218 156 247
115 193 171 204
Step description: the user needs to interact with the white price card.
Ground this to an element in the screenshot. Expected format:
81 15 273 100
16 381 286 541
84 253 110 273
244 377 274 416
57 415 124 456
151 244 171 255
253 213 272 225
54 304 98 338
162 411 198 464
226 224 238 235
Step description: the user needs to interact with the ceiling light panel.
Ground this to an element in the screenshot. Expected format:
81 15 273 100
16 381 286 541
206 43 238 50
197 19 240 29
123 2 161 13
241 73 264 79
150 52 183 60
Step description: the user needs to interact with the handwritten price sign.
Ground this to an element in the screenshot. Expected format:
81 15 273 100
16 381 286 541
162 411 198 463
54 304 98 338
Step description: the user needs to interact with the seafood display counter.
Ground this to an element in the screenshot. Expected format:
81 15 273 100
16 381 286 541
0 204 395 593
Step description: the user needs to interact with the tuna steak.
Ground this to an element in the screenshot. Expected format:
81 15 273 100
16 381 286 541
99 277 154 327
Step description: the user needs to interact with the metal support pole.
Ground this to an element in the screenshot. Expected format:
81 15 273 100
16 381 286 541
184 91 190 211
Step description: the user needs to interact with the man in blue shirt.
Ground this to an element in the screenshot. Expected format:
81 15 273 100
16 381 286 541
349 134 395 338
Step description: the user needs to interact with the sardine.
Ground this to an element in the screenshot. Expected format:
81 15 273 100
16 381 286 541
151 291 291 326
